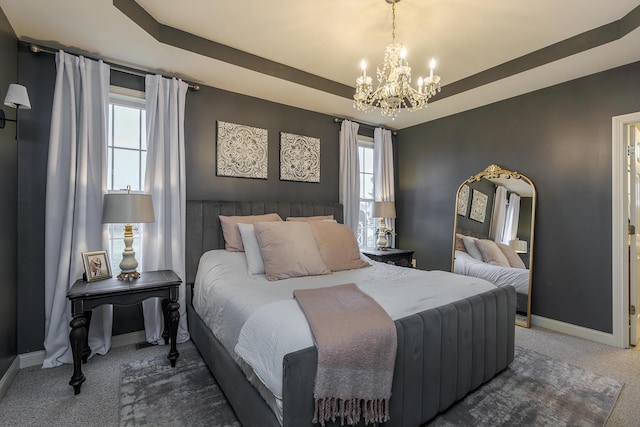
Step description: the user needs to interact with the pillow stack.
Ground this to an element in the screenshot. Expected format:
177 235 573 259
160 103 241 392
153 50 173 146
459 235 526 269
221 214 370 281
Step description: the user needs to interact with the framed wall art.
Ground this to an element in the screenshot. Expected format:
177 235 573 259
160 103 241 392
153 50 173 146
216 121 268 179
469 189 488 223
82 250 112 282
279 132 320 183
457 184 470 216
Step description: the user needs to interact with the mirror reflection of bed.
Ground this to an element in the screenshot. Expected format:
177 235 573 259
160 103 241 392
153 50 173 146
451 164 536 327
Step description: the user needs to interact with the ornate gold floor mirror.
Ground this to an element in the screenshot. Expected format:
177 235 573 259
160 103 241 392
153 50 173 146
451 165 536 327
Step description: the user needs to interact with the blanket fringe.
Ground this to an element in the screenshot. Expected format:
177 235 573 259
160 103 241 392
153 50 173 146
313 397 390 426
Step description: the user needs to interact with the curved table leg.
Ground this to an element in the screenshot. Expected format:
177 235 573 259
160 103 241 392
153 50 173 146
69 315 87 395
167 300 180 367
161 298 170 345
81 310 92 364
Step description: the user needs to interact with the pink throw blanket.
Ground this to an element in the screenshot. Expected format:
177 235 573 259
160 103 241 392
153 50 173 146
293 283 397 426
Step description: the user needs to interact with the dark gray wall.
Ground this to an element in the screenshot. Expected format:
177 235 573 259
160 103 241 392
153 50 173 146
0 7 18 378
397 60 640 334
185 85 339 202
16 45 342 351
16 42 53 353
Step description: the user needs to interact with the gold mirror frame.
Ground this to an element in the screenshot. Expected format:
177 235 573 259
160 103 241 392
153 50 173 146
451 164 536 328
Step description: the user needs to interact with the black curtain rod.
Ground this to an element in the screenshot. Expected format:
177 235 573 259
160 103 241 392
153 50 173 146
27 43 200 91
333 117 397 136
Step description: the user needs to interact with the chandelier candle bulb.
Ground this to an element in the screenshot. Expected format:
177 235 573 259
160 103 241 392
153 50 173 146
361 59 367 77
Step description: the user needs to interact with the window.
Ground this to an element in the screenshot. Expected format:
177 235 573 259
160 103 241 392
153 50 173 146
107 87 147 273
358 138 375 248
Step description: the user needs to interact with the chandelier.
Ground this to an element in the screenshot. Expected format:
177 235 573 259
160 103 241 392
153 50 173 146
354 0 441 120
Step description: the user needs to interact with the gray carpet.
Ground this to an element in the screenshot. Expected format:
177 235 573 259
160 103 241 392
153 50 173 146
428 346 623 426
119 346 240 427
120 345 622 427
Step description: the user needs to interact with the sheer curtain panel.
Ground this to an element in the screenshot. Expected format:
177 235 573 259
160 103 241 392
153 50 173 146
490 185 508 243
339 120 360 232
141 75 190 344
374 128 395 247
503 193 521 243
43 51 111 368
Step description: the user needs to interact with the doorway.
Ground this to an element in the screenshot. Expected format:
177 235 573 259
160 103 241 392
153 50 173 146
627 122 640 346
612 112 640 348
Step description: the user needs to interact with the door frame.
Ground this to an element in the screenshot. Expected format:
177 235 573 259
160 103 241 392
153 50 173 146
612 112 640 348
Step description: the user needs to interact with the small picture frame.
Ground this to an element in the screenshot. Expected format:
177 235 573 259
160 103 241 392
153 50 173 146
82 250 112 282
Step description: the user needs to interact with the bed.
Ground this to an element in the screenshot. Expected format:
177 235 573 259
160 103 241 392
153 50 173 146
454 250 529 314
186 201 516 427
453 232 530 315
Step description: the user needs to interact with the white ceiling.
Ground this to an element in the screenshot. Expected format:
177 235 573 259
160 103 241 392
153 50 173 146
2 0 640 130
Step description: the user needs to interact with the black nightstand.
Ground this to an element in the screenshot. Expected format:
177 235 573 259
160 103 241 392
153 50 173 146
66 270 182 394
361 248 415 268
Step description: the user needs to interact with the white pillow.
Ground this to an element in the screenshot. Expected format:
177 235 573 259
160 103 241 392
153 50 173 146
462 235 483 260
237 223 265 274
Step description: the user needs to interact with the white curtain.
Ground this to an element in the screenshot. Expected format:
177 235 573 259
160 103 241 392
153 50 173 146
490 185 508 243
503 193 521 243
374 128 395 247
141 75 190 344
339 120 360 232
43 51 111 368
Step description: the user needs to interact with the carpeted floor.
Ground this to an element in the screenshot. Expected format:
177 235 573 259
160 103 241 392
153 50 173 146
0 327 633 426
427 347 622 426
118 344 621 427
119 346 239 427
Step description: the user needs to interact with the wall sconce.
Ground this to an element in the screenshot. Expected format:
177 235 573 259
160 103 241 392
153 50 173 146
0 84 31 134
101 186 156 280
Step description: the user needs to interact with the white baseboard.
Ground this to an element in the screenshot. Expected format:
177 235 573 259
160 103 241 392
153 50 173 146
112 330 146 348
17 330 147 370
531 314 620 348
0 356 20 400
19 350 46 369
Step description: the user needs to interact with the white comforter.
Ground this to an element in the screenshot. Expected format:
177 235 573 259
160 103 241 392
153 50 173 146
193 249 498 408
454 250 530 295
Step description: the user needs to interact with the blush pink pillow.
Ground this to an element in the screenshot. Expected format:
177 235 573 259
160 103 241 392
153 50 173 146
253 221 330 281
219 213 282 252
497 242 527 269
286 215 334 222
475 239 510 267
309 221 370 271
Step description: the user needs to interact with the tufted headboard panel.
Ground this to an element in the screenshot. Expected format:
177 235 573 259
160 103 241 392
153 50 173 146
185 200 344 283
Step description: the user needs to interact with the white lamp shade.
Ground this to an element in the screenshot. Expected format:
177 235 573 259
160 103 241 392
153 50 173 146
102 192 155 224
372 201 396 219
4 84 31 109
509 239 528 254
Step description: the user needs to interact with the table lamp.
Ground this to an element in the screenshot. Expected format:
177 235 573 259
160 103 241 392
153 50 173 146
101 186 155 280
372 201 396 250
509 238 528 254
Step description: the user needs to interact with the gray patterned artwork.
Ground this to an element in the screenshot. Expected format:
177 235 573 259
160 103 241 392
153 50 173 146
216 121 268 179
457 184 470 216
469 189 488 223
279 132 320 183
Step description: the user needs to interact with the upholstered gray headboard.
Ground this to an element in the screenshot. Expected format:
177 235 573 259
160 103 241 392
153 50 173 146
185 201 344 283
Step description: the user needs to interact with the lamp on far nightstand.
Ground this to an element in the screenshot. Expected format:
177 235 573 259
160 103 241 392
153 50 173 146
372 201 396 250
509 238 528 254
101 186 155 280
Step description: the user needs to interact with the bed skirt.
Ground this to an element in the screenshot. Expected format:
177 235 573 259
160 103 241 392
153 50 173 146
187 283 516 427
